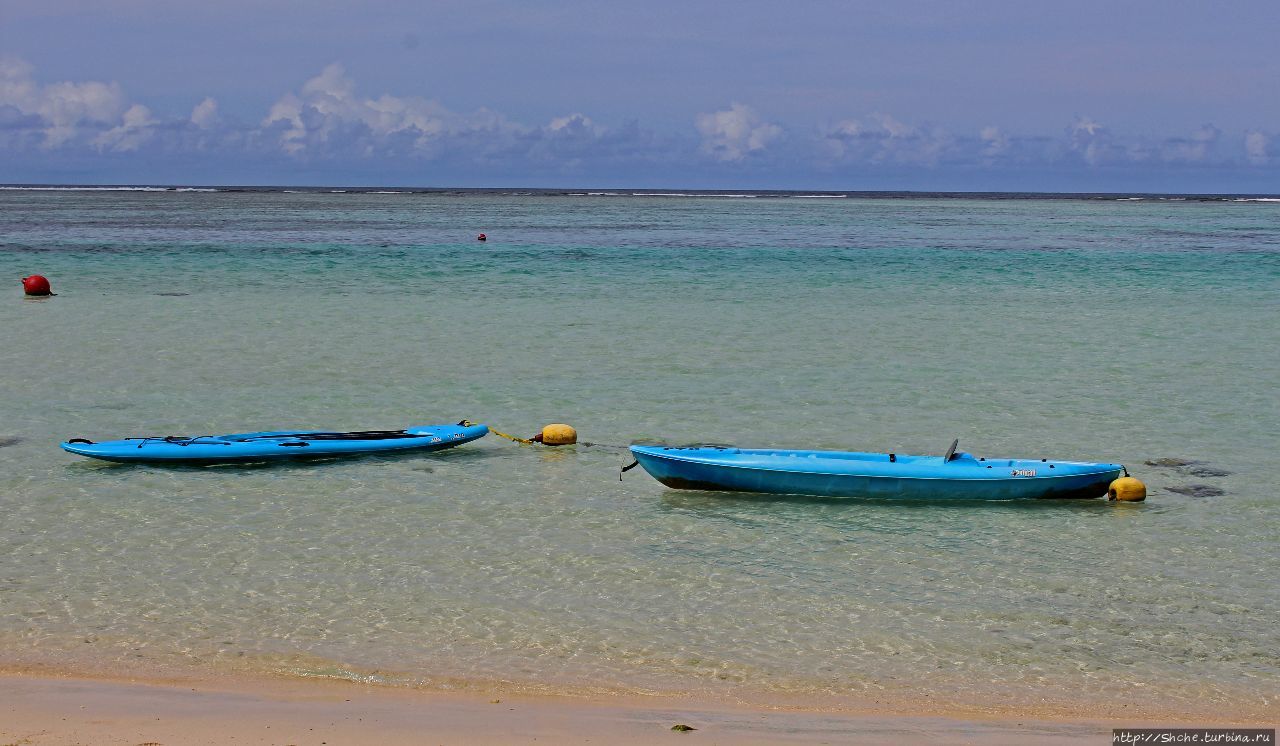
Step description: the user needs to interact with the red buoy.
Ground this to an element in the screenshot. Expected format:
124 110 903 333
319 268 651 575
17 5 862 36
476 233 487 241
21 275 52 296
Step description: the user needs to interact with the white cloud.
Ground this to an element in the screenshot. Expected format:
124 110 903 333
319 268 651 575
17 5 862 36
1160 124 1220 163
695 103 781 161
1067 116 1116 166
94 103 155 152
1070 117 1103 138
253 65 664 171
262 63 476 156
190 97 218 129
0 56 126 147
1244 130 1269 165
548 113 597 134
3 56 1278 183
1064 119 1236 167
979 125 1008 158
301 63 355 101
822 113 953 166
873 113 914 139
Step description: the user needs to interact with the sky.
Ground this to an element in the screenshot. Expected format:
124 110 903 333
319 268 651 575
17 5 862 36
1 0 1278 191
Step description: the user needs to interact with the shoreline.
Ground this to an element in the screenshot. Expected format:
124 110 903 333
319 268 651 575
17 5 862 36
2 667 1273 745
0 671 1187 746
3 650 1274 725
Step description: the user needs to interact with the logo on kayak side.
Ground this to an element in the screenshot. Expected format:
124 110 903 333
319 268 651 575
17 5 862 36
1011 469 1037 477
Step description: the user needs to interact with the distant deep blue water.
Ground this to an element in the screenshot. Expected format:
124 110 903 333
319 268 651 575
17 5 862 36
1 187 1277 719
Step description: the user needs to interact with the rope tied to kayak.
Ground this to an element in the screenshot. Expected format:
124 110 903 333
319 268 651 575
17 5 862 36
458 419 535 444
465 420 629 451
463 420 590 447
488 427 536 445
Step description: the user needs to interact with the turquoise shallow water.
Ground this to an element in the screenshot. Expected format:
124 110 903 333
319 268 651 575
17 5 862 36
1 191 1277 718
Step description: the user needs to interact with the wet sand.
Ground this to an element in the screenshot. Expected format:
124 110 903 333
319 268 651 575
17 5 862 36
4 671 1257 745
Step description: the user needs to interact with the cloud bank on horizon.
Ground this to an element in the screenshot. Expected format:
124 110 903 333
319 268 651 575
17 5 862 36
1 0 1277 191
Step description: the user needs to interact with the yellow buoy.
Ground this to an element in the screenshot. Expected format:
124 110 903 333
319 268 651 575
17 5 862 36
1108 476 1147 502
539 423 577 446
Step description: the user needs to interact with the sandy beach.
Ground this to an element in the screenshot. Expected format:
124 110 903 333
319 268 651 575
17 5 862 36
6 668 1223 746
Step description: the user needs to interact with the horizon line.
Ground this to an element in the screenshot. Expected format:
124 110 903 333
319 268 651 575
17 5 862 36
3 183 1279 199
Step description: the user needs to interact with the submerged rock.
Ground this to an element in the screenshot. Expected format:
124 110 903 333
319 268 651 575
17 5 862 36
1145 457 1199 468
1184 465 1231 478
1167 484 1226 498
0 435 22 448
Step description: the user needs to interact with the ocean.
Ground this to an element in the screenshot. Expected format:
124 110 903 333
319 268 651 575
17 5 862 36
1 187 1277 719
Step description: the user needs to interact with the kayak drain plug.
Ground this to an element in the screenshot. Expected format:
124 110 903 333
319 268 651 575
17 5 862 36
1108 475 1147 502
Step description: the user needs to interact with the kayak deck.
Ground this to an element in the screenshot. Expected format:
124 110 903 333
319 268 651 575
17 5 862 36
62 422 489 464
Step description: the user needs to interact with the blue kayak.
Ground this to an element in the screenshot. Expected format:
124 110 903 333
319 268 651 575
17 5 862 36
628 441 1124 500
62 422 489 464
